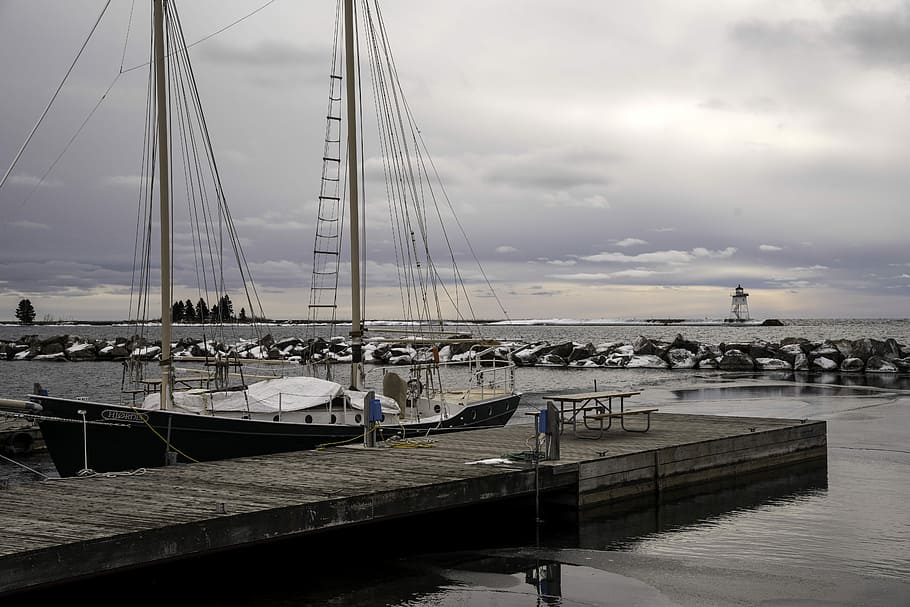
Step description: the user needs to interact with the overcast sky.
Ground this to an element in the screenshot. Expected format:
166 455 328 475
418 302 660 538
1 0 909 322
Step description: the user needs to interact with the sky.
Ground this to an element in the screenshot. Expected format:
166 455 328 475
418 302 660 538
1 0 909 322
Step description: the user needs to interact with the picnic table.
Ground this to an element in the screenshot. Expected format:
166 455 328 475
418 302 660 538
546 390 657 437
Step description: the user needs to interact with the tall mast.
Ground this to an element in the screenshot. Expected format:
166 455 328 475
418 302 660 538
344 0 363 390
153 0 172 409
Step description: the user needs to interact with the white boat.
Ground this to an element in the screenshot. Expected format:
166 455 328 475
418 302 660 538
0 0 520 477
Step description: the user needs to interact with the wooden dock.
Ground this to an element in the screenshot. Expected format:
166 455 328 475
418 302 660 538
0 418 42 457
0 412 826 597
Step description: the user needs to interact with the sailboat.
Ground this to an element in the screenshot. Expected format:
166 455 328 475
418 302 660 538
0 0 520 478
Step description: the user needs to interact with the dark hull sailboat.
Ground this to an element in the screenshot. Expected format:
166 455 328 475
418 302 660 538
0 0 521 478
26 391 520 478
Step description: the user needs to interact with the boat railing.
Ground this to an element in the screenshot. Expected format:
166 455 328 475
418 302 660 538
436 352 517 398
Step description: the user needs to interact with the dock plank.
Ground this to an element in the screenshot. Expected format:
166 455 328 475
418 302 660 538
0 413 826 596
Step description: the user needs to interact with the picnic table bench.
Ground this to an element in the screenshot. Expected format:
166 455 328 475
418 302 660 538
546 390 657 437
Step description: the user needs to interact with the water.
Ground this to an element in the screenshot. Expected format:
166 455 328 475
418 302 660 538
2 319 909 604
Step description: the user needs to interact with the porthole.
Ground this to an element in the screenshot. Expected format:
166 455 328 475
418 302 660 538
330 414 337 424
355 414 362 423
305 415 313 424
434 404 441 413
273 415 280 422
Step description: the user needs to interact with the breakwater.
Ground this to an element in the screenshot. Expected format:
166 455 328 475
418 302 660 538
1 331 908 374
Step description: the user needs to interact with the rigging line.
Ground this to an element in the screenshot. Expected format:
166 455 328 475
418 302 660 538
172 2 267 335
0 0 113 193
13 72 123 211
364 4 426 326
372 1 444 329
120 0 281 75
414 119 513 323
168 5 266 339
121 0 138 72
12 0 137 212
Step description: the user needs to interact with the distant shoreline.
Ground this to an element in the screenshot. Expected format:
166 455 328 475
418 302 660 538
0 318 788 327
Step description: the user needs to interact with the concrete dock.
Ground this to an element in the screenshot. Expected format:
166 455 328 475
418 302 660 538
0 412 826 597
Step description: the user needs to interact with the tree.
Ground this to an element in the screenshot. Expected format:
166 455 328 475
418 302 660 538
195 298 209 322
171 300 185 323
183 299 196 322
239 307 248 323
15 299 36 325
218 294 234 321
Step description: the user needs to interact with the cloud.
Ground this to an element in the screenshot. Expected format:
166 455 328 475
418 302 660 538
1 2 909 319
580 248 733 265
542 192 610 209
551 273 611 281
544 259 577 266
6 174 61 188
8 220 50 230
615 238 647 247
692 247 736 258
833 4 910 67
104 175 146 187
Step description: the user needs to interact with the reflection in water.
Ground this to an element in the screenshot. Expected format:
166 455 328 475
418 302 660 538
8 467 824 607
541 460 829 551
671 381 904 401
526 561 562 603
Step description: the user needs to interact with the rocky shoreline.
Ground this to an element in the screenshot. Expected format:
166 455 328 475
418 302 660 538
1 332 909 374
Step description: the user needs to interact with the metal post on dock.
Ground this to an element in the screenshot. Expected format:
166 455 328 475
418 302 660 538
544 401 560 460
363 391 377 448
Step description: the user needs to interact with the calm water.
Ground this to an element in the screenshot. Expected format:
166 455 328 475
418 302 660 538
2 319 909 604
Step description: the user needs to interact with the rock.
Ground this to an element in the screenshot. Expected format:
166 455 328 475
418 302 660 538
546 342 576 360
811 356 838 371
746 340 776 359
865 356 898 373
626 354 668 368
718 349 755 371
66 341 97 360
568 343 596 362
667 348 697 369
840 357 865 372
810 344 843 366
669 333 700 354
780 337 812 352
603 351 631 367
632 335 659 356
538 353 567 366
755 357 792 370
698 356 719 369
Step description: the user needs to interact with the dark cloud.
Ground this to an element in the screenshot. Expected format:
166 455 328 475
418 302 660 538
833 3 910 67
1 1 908 319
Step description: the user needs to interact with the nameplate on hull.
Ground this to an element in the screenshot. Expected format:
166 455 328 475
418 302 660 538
101 410 149 424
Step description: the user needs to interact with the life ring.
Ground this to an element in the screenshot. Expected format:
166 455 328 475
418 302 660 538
407 378 423 400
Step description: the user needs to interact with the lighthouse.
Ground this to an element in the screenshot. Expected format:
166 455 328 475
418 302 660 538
726 284 751 322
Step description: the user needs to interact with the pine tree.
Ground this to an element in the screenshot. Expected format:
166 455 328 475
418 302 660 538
196 298 209 322
15 299 36 325
239 307 248 323
219 294 234 321
183 299 196 322
172 300 185 323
